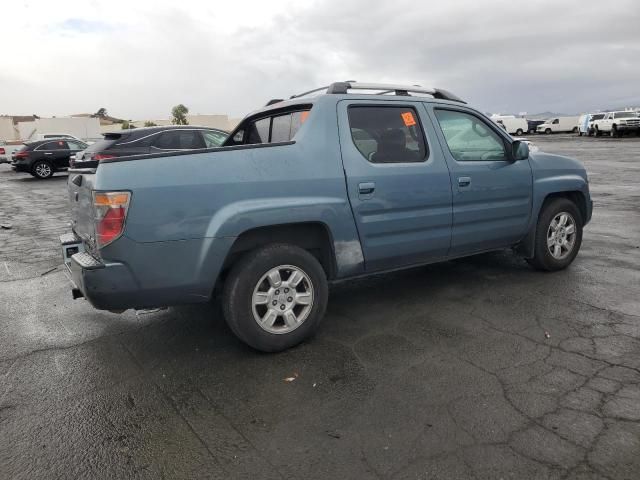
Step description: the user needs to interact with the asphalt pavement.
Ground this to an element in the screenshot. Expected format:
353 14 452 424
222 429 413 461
1 135 639 479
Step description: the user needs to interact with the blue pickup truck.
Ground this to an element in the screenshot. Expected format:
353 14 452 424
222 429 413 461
62 82 592 352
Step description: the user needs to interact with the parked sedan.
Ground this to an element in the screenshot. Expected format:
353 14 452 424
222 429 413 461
72 126 228 168
11 139 88 179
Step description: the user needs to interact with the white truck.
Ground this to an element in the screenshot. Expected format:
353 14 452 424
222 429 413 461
536 116 580 134
591 111 640 137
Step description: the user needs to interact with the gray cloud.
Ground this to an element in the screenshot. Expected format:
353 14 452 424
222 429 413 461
2 0 639 119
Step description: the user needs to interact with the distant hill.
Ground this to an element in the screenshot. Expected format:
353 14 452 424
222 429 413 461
525 112 569 120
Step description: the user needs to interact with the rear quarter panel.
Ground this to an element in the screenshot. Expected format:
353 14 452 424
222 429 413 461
94 102 363 300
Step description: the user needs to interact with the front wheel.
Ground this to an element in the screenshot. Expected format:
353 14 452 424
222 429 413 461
515 128 524 136
545 128 552 134
527 198 583 271
222 244 328 352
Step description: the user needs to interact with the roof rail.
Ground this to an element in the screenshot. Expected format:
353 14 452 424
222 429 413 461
265 99 284 106
325 82 466 103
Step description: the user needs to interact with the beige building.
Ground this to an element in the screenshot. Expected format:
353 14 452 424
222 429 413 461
100 114 241 135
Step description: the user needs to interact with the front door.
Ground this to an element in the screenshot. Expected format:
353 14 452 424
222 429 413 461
338 100 453 272
427 106 533 256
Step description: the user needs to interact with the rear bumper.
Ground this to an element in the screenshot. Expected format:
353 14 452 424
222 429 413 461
11 161 30 172
68 253 143 310
61 233 234 311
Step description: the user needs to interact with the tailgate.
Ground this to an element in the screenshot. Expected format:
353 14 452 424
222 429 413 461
68 170 97 251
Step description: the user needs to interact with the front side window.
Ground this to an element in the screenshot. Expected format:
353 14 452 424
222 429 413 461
67 141 87 150
434 109 507 162
202 130 227 148
347 106 428 163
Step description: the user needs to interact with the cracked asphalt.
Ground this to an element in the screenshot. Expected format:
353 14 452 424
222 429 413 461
1 135 639 479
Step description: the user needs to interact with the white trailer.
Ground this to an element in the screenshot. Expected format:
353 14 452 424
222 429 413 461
491 115 529 135
17 117 101 142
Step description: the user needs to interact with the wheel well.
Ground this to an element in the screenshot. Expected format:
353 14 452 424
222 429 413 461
220 222 337 283
542 191 587 223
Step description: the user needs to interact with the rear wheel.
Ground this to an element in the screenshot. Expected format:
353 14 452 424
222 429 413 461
515 128 524 136
527 198 583 271
31 160 54 179
610 126 618 138
222 244 328 352
572 127 578 133
594 126 600 137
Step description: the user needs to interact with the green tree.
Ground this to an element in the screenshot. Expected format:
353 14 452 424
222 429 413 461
143 121 158 127
121 120 135 130
171 104 189 125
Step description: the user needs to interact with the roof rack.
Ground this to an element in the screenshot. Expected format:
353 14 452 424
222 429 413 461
288 81 466 103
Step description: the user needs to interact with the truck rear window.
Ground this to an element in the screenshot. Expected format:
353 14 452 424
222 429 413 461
229 107 311 146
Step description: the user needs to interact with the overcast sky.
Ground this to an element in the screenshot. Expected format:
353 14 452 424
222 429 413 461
2 0 639 120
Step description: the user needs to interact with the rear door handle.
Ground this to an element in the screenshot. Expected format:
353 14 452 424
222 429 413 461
358 182 376 196
44 152 53 155
458 176 471 188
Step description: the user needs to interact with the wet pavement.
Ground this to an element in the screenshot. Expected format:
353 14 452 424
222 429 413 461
1 135 639 479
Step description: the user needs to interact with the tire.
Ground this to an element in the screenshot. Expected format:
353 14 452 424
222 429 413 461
515 128 524 136
572 127 578 133
31 160 54 179
594 126 600 137
526 198 583 272
222 243 328 352
545 128 552 134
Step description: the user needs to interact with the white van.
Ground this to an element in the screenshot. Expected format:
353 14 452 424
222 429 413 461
491 116 529 135
536 116 580 134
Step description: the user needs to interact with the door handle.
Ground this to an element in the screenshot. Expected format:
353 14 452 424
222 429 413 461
44 152 53 155
458 176 471 188
358 182 376 195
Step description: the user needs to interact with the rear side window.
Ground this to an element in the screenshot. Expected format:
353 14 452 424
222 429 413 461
347 106 428 163
153 130 205 150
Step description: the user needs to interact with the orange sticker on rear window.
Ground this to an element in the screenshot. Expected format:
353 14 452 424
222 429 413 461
300 111 310 123
401 112 416 126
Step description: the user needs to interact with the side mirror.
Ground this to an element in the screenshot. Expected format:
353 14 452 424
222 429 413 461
512 140 529 161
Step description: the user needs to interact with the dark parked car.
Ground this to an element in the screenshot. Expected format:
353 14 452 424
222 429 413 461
11 139 88 179
72 126 228 168
527 119 546 134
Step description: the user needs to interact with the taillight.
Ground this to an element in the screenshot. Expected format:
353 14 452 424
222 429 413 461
93 153 115 161
15 151 29 159
0 148 5 155
93 191 131 247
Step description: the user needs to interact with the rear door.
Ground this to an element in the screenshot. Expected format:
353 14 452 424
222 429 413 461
38 140 68 168
338 100 453 271
428 105 533 256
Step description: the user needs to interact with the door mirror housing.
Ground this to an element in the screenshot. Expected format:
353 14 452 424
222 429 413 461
512 140 529 161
